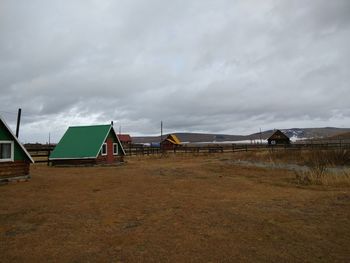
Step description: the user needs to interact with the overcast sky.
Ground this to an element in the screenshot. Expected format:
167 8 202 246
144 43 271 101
1 0 349 143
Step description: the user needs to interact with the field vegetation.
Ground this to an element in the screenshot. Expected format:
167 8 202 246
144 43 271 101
1 154 349 262
232 149 350 186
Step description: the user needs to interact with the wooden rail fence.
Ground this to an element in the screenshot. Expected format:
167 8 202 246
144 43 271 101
125 142 350 156
25 142 350 164
25 145 55 165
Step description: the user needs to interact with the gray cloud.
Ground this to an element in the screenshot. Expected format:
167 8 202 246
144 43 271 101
1 0 349 142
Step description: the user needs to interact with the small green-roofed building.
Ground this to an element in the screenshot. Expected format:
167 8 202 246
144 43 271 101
50 124 125 166
0 116 34 182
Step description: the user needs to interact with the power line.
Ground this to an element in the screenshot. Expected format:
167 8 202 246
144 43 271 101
0 110 18 115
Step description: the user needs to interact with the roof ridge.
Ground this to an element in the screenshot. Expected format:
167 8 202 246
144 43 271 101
69 124 111 128
0 116 34 163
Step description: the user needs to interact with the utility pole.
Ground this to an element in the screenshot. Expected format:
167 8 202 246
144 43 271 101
160 121 163 152
259 128 262 144
15 108 21 138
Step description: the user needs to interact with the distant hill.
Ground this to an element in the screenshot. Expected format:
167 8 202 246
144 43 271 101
132 132 247 144
328 131 350 140
250 128 350 140
132 127 350 144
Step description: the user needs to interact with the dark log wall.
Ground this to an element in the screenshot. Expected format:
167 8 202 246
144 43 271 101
51 155 124 166
0 161 30 179
161 141 181 151
96 154 124 164
268 138 290 145
51 159 96 166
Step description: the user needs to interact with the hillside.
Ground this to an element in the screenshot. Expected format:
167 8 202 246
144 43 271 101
132 127 350 144
132 133 247 144
328 131 350 140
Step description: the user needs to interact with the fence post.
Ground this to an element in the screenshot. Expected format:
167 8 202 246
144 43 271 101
47 148 51 166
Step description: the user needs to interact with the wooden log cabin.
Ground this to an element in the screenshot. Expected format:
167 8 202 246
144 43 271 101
0 116 34 182
49 124 125 166
161 134 182 151
267 130 291 145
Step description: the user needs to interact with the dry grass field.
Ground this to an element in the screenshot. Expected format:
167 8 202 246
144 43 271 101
1 155 350 262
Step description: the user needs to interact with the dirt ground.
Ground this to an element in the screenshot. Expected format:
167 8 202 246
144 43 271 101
1 154 349 262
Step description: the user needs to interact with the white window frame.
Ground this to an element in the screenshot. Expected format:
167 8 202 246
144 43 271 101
0 140 14 162
101 143 107 156
113 143 118 155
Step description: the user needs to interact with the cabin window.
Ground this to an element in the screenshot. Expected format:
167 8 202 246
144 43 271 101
101 143 107 155
0 141 14 162
113 143 118 155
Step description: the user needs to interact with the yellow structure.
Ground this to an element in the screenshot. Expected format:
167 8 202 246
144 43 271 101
162 134 182 150
165 134 181 145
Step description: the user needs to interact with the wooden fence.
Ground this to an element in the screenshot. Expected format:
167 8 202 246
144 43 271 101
26 142 350 164
25 145 55 165
124 142 350 156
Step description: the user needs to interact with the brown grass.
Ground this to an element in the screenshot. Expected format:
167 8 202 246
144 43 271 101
233 149 350 186
295 168 350 186
1 155 350 262
233 148 350 166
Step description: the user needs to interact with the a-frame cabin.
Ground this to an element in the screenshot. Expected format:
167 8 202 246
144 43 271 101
0 116 34 182
49 124 125 166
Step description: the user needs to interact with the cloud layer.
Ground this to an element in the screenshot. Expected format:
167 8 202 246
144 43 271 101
1 0 349 142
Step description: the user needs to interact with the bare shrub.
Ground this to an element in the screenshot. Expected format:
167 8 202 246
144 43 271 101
235 147 350 168
267 148 302 164
295 169 325 185
307 150 329 178
296 169 350 186
324 149 350 166
305 148 350 167
295 171 311 185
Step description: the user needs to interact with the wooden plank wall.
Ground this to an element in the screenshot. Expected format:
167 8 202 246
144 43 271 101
0 161 30 179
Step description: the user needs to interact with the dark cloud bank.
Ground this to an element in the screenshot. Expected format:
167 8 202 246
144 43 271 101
1 0 349 142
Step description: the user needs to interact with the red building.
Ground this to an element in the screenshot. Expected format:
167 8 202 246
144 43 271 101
49 124 125 166
117 134 132 147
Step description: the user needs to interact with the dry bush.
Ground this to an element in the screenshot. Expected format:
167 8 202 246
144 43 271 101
304 149 350 167
268 148 350 167
233 149 304 164
296 169 350 186
324 149 350 166
233 147 350 168
307 149 330 168
267 149 303 164
296 149 350 185
237 151 261 160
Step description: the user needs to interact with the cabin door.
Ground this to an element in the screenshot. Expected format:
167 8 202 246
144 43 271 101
106 138 114 164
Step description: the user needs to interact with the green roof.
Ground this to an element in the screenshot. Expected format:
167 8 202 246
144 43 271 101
50 124 113 159
0 116 34 163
